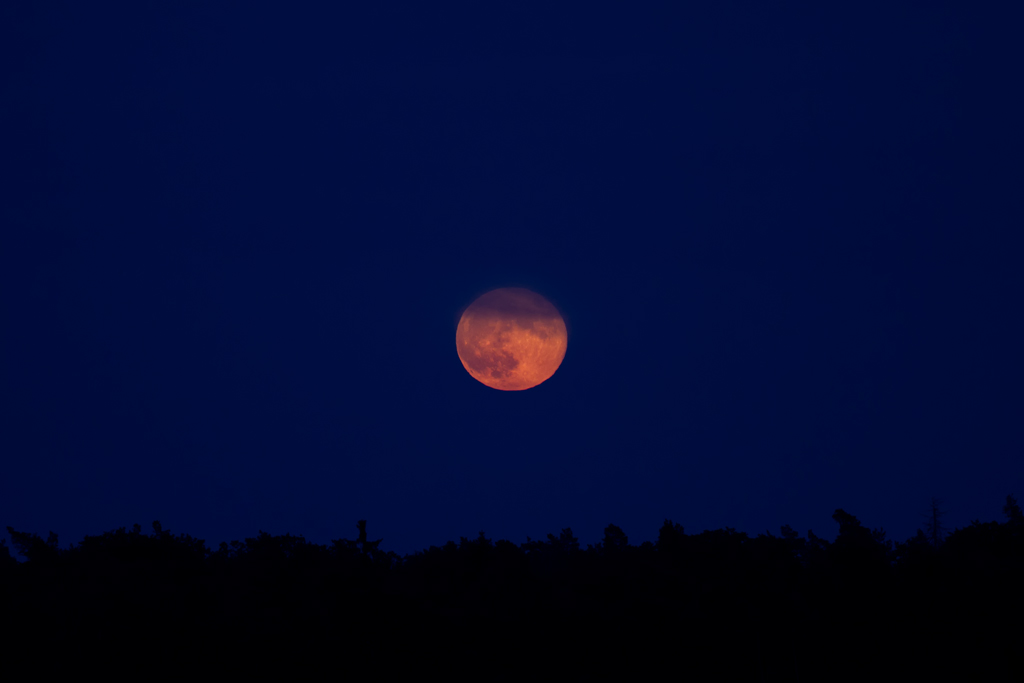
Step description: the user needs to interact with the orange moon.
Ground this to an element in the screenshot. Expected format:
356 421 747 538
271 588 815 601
456 288 567 391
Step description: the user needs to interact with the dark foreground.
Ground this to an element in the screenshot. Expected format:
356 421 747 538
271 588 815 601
5 500 1021 676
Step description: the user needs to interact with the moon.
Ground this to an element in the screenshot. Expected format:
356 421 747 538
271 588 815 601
456 288 568 391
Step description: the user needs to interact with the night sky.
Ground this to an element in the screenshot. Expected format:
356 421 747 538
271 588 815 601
3 3 1022 555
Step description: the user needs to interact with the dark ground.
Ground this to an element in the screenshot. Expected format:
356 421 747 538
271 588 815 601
5 498 1021 675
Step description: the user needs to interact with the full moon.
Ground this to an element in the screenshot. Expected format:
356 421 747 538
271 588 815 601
456 288 568 391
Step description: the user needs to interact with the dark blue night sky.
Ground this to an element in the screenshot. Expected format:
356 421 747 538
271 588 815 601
3 3 1021 555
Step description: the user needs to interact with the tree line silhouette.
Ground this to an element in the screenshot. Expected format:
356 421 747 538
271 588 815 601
4 497 1021 674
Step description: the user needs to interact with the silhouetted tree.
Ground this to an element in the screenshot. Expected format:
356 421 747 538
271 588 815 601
829 508 889 575
600 524 629 553
656 519 685 553
804 528 830 568
922 497 948 548
1003 494 1022 524
4 500 1023 677
355 519 382 555
333 519 384 557
0 538 14 568
892 528 934 567
5 527 59 564
523 527 581 556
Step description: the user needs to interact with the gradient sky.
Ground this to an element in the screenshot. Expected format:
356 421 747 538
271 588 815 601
3 3 1022 554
